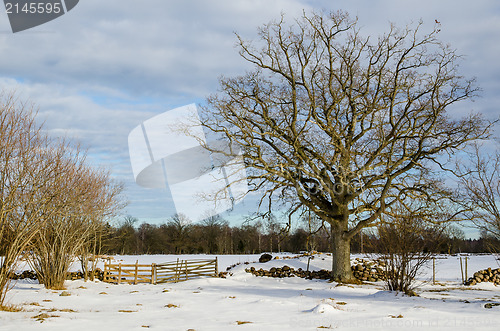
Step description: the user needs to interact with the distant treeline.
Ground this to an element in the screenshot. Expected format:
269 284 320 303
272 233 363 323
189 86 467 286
100 215 500 255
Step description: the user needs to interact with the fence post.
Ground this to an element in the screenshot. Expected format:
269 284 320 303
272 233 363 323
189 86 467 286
118 263 122 285
175 258 180 283
134 260 138 285
432 257 436 285
215 257 218 277
459 255 464 284
151 263 156 285
465 256 469 281
104 258 111 283
184 260 188 281
103 260 107 282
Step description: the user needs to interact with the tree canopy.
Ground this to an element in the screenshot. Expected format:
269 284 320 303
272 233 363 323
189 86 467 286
201 11 492 280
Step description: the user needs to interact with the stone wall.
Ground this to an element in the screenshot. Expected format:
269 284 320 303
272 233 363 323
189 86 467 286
464 267 500 286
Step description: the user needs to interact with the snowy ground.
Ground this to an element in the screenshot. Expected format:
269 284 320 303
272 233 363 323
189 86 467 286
1 253 499 330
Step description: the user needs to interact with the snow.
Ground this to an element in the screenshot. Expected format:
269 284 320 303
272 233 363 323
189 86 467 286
1 253 499 330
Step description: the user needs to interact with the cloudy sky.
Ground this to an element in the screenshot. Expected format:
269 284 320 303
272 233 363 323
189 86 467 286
0 0 499 227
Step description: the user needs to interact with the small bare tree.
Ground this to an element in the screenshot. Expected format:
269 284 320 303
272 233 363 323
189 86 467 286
201 214 225 254
299 208 325 252
0 93 78 306
78 221 110 281
167 213 192 254
200 11 491 281
374 206 449 295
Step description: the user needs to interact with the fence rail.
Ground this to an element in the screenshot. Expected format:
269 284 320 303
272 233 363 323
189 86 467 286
103 258 218 285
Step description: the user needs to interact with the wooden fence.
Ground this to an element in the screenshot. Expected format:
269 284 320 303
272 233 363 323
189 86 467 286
103 258 218 285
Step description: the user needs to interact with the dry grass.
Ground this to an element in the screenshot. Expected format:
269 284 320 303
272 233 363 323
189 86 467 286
164 303 178 308
339 278 364 285
46 308 77 313
32 313 60 322
236 321 252 325
428 287 489 292
25 302 41 307
334 283 355 288
0 304 23 312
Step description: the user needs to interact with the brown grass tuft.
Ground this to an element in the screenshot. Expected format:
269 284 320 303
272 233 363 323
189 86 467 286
164 303 178 308
0 304 23 312
32 313 59 322
26 302 41 307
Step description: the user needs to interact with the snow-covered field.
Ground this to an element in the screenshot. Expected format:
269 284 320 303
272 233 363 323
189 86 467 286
1 253 499 330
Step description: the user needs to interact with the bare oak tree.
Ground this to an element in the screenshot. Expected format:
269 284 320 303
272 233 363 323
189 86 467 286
201 11 491 281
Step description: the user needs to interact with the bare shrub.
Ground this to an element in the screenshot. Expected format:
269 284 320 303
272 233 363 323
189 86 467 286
28 162 123 290
373 212 448 295
0 93 76 305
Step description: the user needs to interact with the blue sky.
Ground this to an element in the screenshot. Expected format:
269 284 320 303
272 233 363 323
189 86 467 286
1 0 499 233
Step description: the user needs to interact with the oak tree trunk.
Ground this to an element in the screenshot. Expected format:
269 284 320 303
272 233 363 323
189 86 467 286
331 225 354 282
